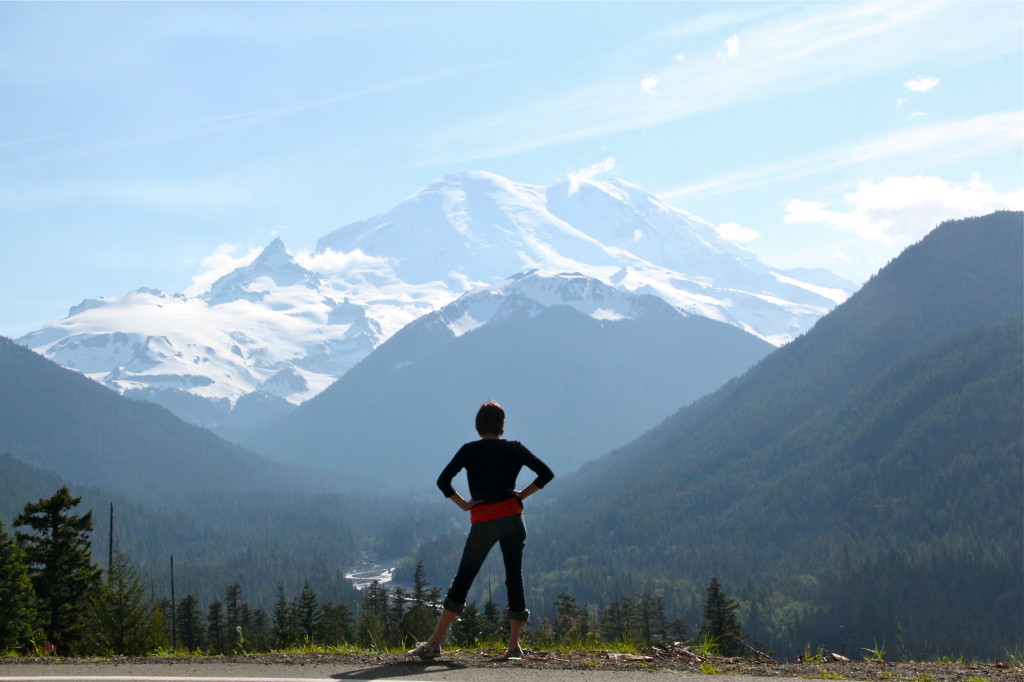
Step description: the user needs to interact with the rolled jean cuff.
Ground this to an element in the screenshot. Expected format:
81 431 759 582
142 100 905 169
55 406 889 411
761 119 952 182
506 608 530 622
443 599 466 614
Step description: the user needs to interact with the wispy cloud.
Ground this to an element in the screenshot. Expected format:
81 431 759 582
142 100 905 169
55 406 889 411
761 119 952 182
660 111 1024 201
418 2 1017 166
567 157 617 194
0 134 67 149
197 61 502 136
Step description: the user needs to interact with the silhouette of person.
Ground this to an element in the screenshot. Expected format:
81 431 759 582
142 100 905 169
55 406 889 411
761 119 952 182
409 401 554 659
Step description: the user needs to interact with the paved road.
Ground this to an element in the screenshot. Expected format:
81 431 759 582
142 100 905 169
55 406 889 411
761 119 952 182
0 660 806 682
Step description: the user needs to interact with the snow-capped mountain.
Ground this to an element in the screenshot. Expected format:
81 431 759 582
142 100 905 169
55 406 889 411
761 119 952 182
18 171 856 437
317 171 854 343
243 270 774 485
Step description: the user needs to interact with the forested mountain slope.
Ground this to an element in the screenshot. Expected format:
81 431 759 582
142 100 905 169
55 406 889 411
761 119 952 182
246 273 772 487
405 212 1022 657
0 337 322 498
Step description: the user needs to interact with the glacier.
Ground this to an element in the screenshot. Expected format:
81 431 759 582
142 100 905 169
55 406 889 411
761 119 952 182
18 171 857 437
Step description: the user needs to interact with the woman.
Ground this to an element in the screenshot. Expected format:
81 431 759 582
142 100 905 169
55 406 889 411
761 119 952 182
409 401 554 659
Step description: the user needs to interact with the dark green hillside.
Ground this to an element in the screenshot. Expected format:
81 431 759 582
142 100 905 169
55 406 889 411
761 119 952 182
0 336 321 498
431 212 1021 657
0 453 449 612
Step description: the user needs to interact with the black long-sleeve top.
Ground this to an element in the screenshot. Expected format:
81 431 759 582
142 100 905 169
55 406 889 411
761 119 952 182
436 438 554 505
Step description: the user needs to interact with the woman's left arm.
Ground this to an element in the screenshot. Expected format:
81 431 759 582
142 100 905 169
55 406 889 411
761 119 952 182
516 482 542 501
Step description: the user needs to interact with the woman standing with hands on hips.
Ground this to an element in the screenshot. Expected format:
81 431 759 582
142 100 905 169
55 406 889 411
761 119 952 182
409 401 554 660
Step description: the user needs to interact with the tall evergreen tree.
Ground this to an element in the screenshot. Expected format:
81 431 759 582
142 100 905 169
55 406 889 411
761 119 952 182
600 597 633 642
272 582 292 648
318 602 355 646
207 600 226 654
86 549 166 655
0 519 37 651
411 562 429 606
357 581 388 648
450 601 484 645
175 594 206 651
482 598 504 641
636 592 668 645
294 582 320 642
225 583 243 634
554 593 589 641
700 576 746 656
14 487 102 654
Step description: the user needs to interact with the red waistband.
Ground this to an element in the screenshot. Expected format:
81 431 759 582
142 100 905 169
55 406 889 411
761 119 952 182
470 496 523 524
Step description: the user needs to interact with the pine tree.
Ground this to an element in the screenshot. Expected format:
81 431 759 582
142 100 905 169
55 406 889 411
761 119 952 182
318 602 355 646
554 593 588 641
86 549 166 655
14 487 102 654
600 597 633 642
272 582 292 648
636 592 667 645
388 579 430 648
225 583 243 635
207 600 226 654
700 576 746 656
357 581 388 649
0 519 37 651
482 598 504 641
175 594 206 651
411 562 429 606
389 586 409 645
450 601 484 645
294 582 320 642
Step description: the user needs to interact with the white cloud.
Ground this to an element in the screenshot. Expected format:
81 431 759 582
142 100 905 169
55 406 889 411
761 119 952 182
716 221 760 243
567 157 617 194
784 173 1024 245
725 33 741 57
905 76 940 92
896 97 907 108
294 247 392 275
909 111 928 119
185 243 261 296
640 74 659 96
673 53 687 62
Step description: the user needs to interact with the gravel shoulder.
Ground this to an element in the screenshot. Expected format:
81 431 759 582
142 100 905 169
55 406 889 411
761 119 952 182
1 649 1021 682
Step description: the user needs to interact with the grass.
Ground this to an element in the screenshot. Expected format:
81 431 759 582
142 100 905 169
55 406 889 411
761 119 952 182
862 643 887 663
802 645 827 663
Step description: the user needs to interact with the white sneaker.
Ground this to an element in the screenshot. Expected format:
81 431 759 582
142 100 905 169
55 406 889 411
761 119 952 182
408 642 441 659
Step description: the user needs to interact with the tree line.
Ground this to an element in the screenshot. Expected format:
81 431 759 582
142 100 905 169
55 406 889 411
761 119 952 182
1 486 747 657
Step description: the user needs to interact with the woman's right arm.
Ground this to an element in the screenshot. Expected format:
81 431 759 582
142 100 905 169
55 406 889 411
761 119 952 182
448 493 479 511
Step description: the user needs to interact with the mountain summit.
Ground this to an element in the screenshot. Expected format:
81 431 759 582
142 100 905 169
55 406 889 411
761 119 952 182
19 171 855 438
317 171 853 343
204 238 322 305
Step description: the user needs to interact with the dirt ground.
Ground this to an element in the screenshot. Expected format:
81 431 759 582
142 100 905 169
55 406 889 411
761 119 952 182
3 647 1021 682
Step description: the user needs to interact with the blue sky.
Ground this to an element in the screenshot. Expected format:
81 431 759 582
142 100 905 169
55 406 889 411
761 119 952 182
1 1 1021 338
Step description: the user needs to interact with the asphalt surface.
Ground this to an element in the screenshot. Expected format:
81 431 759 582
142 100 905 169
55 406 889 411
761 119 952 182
0 660 803 682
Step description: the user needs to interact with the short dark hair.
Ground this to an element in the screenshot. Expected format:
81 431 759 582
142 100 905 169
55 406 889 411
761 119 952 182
475 401 505 436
